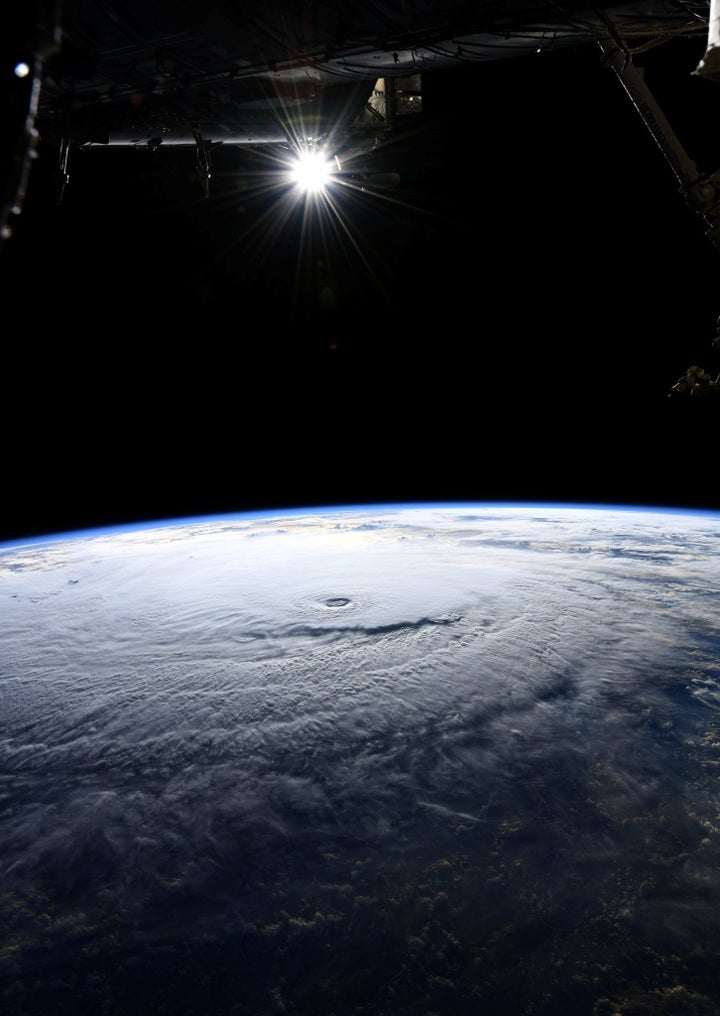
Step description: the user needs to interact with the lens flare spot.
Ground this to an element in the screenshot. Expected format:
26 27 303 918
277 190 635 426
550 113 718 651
290 151 334 192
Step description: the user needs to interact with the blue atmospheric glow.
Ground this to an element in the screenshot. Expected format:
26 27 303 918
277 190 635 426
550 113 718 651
2 501 719 552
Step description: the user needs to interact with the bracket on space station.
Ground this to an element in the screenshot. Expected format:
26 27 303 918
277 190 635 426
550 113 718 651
598 30 720 398
55 137 71 205
193 128 213 199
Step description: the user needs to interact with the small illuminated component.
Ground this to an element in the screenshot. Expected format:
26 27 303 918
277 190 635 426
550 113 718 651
290 151 334 192
14 62 31 78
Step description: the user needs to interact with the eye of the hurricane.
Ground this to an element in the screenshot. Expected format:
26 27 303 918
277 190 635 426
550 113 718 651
290 151 334 192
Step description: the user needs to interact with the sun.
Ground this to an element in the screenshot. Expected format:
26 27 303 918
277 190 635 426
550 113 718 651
289 149 337 193
183 94 457 335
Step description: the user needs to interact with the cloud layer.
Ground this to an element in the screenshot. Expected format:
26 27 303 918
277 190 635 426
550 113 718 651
1 506 719 1013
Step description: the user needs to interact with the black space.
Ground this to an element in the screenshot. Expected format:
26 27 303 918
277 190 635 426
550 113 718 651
2 35 720 543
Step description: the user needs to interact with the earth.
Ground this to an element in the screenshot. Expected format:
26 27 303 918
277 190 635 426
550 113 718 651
1 503 720 1015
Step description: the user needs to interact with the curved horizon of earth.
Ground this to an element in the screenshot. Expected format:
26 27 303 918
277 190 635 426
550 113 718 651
1 502 720 1015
